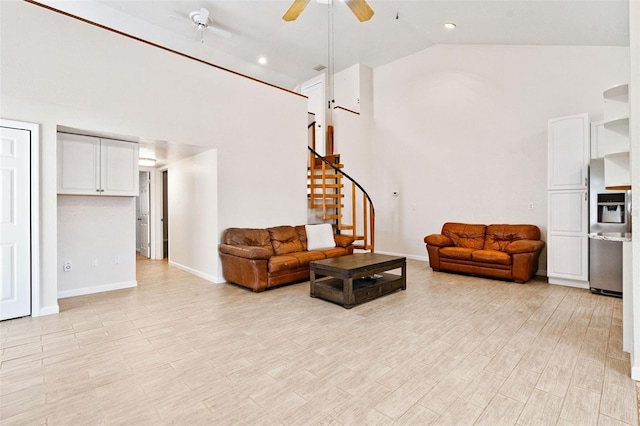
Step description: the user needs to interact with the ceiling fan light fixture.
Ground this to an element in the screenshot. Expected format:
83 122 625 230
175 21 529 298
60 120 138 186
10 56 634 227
190 9 211 28
444 22 457 29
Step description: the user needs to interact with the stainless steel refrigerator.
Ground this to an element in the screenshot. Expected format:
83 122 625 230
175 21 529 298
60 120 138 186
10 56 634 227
588 158 631 297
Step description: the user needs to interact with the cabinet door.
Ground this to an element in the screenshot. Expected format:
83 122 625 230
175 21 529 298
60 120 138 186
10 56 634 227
548 114 589 190
547 189 589 285
548 190 588 234
100 139 139 196
57 133 100 195
547 234 588 282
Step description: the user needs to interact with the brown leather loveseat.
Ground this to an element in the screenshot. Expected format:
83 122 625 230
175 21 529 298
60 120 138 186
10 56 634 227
219 225 354 292
424 223 545 283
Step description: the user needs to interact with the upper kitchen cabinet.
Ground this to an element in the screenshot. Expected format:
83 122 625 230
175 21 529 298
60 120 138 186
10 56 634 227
57 132 139 196
547 113 590 190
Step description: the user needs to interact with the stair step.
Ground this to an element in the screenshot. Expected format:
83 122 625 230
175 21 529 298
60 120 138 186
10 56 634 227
310 201 345 207
307 183 343 189
308 173 343 179
308 193 344 199
323 214 341 219
313 154 341 165
309 203 344 209
308 164 344 172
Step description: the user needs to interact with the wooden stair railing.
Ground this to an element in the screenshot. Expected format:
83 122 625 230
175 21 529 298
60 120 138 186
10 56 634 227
308 146 375 252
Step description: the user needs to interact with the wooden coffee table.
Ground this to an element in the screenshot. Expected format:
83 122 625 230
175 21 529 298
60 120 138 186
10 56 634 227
310 253 406 308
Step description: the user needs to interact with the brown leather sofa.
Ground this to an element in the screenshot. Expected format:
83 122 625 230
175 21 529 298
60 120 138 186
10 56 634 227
424 223 545 283
219 225 354 292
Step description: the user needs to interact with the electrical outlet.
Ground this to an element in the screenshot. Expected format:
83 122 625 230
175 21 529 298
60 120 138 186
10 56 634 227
63 261 72 272
528 203 535 211
91 257 98 267
114 256 120 265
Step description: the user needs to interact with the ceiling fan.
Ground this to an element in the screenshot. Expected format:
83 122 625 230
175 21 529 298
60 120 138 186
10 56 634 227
282 0 374 22
171 7 231 44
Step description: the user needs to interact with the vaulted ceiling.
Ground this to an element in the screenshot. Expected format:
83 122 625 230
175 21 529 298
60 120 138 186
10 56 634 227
37 0 630 90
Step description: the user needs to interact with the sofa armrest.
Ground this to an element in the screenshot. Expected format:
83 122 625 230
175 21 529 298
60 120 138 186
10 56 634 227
334 234 354 248
424 234 454 247
219 244 273 260
505 240 545 254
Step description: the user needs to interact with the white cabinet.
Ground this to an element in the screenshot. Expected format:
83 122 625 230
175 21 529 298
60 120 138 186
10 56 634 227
547 114 590 288
547 114 590 190
58 133 139 196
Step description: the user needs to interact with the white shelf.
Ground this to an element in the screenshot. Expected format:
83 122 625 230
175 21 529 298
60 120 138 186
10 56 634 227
604 116 630 130
604 152 631 189
603 84 629 122
603 83 629 99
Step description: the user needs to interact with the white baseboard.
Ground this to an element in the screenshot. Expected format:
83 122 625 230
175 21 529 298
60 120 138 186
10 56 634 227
57 280 137 299
631 365 640 381
168 261 223 283
374 250 429 263
33 304 60 317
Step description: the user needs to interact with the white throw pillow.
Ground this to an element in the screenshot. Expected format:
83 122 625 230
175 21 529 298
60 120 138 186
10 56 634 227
305 224 335 251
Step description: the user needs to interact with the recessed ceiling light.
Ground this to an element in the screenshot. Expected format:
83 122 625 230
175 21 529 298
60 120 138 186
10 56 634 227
444 22 456 29
258 57 267 65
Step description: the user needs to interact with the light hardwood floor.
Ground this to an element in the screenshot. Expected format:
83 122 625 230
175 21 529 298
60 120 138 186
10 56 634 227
1 257 638 425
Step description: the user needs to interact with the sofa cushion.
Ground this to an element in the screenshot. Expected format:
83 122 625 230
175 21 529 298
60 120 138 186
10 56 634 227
471 249 512 266
318 247 350 258
267 226 304 255
290 251 326 266
222 228 272 248
440 246 475 261
268 254 301 273
219 244 273 260
305 224 336 251
295 225 308 250
442 223 486 249
484 224 541 252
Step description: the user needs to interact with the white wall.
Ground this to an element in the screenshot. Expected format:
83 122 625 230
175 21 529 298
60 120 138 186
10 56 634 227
334 65 361 113
628 0 640 381
57 196 136 297
168 149 220 282
371 44 630 266
0 0 308 314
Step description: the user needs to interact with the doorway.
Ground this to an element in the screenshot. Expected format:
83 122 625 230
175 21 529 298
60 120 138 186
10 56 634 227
136 171 151 258
302 75 326 155
162 170 168 259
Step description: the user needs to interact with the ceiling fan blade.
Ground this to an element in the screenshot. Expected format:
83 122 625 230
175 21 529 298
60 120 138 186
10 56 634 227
282 0 310 22
344 0 374 22
199 7 210 25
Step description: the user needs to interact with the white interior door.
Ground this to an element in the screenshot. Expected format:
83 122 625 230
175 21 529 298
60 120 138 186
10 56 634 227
138 171 151 258
302 79 325 155
1 126 31 320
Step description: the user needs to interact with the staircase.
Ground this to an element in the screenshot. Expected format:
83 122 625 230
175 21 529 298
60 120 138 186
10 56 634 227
308 147 375 252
